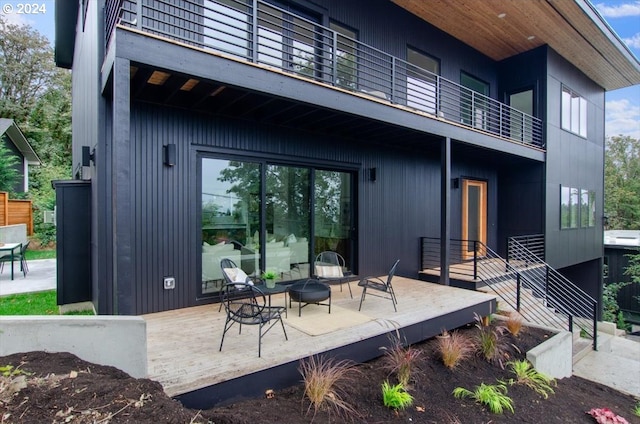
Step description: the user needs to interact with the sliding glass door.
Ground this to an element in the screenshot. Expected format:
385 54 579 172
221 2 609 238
200 157 355 296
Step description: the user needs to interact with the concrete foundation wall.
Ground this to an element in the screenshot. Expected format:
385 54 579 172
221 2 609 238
0 316 147 378
0 224 27 245
527 330 573 379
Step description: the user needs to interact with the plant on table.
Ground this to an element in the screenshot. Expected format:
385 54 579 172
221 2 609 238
437 329 475 370
506 360 556 398
261 270 278 288
453 382 514 414
381 381 413 410
298 355 361 422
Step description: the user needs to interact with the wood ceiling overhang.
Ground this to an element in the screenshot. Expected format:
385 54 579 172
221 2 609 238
391 0 640 91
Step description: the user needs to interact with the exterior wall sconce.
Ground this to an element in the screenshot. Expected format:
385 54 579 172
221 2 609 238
452 178 460 189
369 167 377 182
164 144 176 166
81 146 95 166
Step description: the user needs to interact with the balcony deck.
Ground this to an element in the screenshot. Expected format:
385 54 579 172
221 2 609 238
109 0 544 151
143 276 497 408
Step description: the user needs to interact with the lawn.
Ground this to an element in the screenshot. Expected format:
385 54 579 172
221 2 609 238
0 290 93 315
24 249 56 261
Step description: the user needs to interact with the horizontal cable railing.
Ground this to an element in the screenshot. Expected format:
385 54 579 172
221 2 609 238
110 0 545 149
507 237 597 348
421 237 597 349
508 234 545 262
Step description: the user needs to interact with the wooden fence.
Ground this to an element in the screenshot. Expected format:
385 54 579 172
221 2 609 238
0 192 33 235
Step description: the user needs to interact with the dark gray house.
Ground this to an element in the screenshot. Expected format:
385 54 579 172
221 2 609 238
55 0 640 316
0 118 40 194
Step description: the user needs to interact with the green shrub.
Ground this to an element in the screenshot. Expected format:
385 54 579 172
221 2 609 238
381 381 413 410
453 382 514 414
507 360 556 398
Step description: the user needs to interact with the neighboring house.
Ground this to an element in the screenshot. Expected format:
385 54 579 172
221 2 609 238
604 230 640 323
0 118 40 193
54 0 640 315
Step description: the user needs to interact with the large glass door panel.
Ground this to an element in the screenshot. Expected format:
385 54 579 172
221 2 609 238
461 179 487 259
461 72 489 129
509 89 533 142
265 165 311 282
406 47 439 114
201 158 261 294
203 0 251 59
314 170 353 269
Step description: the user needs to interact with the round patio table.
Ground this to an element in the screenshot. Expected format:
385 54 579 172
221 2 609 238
287 279 331 317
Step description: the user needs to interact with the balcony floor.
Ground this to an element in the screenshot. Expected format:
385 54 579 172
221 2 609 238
143 277 497 408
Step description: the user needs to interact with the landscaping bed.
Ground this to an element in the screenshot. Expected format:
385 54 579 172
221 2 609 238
1 323 638 423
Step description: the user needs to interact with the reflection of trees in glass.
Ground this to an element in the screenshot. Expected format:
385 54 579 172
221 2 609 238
266 165 310 237
218 160 261 236
315 171 349 238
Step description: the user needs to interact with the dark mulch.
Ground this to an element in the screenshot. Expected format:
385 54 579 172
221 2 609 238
1 324 638 423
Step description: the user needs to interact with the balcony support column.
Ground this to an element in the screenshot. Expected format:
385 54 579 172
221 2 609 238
440 136 451 285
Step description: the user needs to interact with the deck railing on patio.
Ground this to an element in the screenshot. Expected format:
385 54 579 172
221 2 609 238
107 0 545 149
421 237 597 350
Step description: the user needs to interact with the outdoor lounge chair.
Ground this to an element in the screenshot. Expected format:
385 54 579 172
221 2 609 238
218 282 288 357
314 251 353 298
358 259 400 312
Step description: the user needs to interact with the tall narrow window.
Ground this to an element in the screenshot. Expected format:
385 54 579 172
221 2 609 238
509 89 534 142
406 47 440 114
560 185 579 229
461 72 489 129
330 21 358 91
561 86 587 137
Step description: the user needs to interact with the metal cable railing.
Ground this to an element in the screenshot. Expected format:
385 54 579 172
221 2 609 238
421 237 597 349
109 0 545 149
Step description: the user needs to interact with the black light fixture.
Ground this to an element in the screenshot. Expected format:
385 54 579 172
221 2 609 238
164 144 176 166
82 146 95 166
452 178 460 189
369 167 377 182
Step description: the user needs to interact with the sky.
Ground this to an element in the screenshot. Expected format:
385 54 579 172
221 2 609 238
1 0 638 139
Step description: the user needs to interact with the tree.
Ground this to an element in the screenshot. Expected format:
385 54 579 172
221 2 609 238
0 16 58 124
604 135 640 230
0 141 20 193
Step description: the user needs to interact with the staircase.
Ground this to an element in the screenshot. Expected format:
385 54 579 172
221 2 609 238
420 237 599 352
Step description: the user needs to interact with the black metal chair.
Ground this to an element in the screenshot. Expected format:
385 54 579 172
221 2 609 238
358 259 400 312
219 258 261 311
218 282 288 357
314 251 353 298
0 241 29 277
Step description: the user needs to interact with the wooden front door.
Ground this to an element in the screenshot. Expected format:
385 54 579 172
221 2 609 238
462 179 487 259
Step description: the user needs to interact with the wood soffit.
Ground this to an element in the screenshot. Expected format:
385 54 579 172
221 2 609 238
391 0 640 91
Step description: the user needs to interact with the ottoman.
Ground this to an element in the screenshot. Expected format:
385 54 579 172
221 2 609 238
287 279 331 317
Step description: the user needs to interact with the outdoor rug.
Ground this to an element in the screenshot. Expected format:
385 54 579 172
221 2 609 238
283 304 372 336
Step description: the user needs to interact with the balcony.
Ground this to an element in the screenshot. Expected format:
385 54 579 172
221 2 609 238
108 0 544 150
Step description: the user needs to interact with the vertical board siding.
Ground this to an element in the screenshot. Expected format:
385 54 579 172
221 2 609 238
128 102 505 314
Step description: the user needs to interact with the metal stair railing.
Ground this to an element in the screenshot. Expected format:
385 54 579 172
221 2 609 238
507 237 598 349
421 237 598 349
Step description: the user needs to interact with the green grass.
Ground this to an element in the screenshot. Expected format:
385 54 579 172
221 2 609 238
0 290 59 315
24 249 56 260
0 290 93 315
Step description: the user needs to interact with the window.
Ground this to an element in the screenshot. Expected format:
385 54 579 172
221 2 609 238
509 88 534 142
561 86 587 137
406 47 440 114
330 21 358 91
561 185 595 229
460 72 489 129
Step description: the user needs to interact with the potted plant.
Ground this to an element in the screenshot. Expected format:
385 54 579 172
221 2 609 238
262 270 278 288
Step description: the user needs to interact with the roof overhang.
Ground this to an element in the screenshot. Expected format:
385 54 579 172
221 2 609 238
54 0 79 69
391 0 640 91
0 119 41 164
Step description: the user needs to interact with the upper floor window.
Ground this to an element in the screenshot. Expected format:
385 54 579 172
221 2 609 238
406 47 440 114
330 21 358 91
561 86 587 137
561 185 595 229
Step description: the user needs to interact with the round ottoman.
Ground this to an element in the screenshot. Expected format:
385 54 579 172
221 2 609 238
288 279 331 317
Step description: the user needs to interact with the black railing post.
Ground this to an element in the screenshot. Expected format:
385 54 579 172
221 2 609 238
516 273 521 311
252 0 259 63
545 265 550 303
592 302 598 351
473 241 478 280
390 57 396 103
568 315 573 333
331 31 338 86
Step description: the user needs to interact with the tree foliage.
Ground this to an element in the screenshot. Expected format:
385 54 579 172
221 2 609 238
604 135 640 230
0 17 72 245
0 16 58 123
0 141 20 192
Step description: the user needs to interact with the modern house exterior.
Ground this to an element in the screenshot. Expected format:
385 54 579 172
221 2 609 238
54 0 640 317
0 118 40 194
